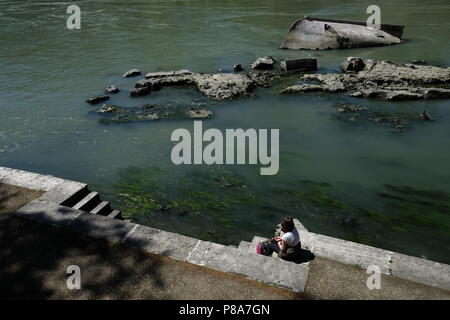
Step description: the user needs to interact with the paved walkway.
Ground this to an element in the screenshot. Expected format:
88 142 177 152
304 256 450 299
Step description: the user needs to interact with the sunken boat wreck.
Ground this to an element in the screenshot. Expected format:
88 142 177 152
280 16 405 50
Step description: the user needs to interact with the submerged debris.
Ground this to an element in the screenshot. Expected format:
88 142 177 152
186 108 213 119
334 103 431 132
282 58 450 100
95 103 212 123
96 104 123 113
421 110 433 121
337 104 368 113
281 58 317 73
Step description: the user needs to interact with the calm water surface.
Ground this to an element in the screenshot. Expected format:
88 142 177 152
1 0 449 263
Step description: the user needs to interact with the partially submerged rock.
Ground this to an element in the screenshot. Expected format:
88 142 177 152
145 69 192 79
251 56 275 70
421 110 433 121
194 73 256 100
97 104 124 113
341 57 365 73
86 95 109 105
282 58 450 100
186 108 213 119
135 70 257 101
106 85 119 94
122 68 141 78
233 64 243 72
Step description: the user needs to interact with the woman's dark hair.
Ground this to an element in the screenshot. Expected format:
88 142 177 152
280 216 294 233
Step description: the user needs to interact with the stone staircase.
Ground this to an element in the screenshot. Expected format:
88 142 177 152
60 185 123 220
231 235 310 292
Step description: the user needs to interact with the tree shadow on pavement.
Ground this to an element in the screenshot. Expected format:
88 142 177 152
0 184 165 299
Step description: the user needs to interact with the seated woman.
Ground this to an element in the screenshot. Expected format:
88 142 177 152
265 216 302 261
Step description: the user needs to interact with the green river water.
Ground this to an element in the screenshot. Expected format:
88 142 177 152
1 0 449 263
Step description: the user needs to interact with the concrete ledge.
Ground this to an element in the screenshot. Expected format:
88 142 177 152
67 212 137 243
390 253 450 290
123 225 200 262
15 199 84 227
313 234 393 274
298 230 318 251
41 181 87 204
0 166 65 191
187 240 309 292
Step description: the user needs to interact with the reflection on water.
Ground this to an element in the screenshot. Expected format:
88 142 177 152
0 0 449 263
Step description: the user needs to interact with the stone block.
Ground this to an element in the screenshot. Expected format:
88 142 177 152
390 253 450 290
123 225 200 261
313 234 392 274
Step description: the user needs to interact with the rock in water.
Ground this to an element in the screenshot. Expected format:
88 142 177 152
130 87 150 97
421 110 433 121
106 85 119 94
283 58 450 101
122 68 141 78
186 108 213 119
86 95 109 105
341 57 365 73
233 64 243 72
251 56 275 70
145 69 192 79
280 58 317 73
135 71 256 101
96 104 124 113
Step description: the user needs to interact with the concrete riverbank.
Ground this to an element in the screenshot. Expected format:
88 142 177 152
1 166 449 299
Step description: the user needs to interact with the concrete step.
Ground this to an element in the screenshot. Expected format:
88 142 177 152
187 240 309 293
73 191 100 211
107 209 122 220
238 241 251 251
59 185 90 207
44 182 88 205
90 200 111 215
